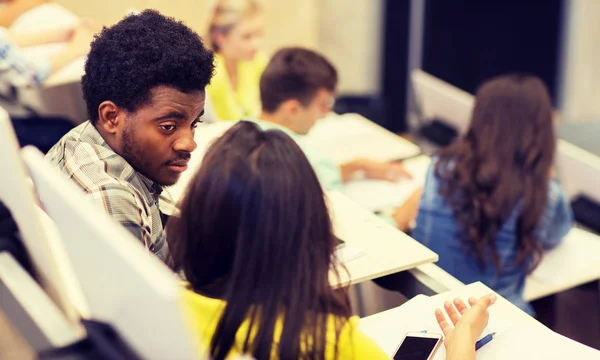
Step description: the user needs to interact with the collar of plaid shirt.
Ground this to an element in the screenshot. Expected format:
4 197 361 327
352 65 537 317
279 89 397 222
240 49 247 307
45 121 176 261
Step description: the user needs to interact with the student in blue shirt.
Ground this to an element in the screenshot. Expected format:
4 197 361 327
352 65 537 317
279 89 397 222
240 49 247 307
412 74 574 314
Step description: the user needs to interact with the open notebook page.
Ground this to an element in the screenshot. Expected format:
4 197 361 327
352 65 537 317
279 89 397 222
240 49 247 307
343 156 432 212
303 113 421 164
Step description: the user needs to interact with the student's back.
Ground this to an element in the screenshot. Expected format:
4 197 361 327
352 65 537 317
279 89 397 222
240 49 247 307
414 159 572 312
167 121 388 360
412 74 573 314
180 289 383 359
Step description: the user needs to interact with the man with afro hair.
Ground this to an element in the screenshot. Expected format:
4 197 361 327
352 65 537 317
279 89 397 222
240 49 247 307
46 10 215 262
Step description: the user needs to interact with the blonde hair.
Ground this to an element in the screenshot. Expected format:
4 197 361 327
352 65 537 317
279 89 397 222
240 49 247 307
208 0 261 52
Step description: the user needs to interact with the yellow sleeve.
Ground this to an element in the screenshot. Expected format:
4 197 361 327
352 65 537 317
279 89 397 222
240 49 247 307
208 53 267 121
336 317 391 359
254 51 269 79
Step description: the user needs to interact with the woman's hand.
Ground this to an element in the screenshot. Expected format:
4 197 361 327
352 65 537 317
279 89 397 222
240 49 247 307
435 294 497 360
341 159 412 183
361 159 412 182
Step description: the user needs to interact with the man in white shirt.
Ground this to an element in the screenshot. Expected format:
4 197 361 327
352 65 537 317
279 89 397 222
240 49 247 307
254 47 420 230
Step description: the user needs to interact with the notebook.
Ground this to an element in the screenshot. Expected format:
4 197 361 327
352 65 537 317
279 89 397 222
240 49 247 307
359 282 600 359
343 156 431 212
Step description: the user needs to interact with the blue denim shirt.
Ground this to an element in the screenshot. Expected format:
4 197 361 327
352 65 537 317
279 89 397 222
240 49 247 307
0 28 52 87
412 159 574 314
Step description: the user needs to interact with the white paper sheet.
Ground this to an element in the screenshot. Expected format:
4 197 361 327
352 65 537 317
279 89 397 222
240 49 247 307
335 242 367 264
359 283 600 359
304 113 421 164
343 156 431 211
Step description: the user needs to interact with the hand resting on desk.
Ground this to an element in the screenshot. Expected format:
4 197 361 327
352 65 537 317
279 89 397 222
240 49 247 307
341 159 412 182
392 187 422 231
435 294 497 360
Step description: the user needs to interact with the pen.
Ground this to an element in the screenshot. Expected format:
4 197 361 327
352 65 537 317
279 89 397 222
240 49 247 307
475 332 496 351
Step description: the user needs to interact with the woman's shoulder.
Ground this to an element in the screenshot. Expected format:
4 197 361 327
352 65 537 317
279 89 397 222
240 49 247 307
181 286 226 316
334 315 389 359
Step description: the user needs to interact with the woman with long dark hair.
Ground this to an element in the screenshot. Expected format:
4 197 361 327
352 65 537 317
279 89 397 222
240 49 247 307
168 120 385 359
169 121 495 359
413 74 573 314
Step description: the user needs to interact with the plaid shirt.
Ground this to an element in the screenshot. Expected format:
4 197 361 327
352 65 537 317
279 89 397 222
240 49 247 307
46 121 175 261
0 28 51 87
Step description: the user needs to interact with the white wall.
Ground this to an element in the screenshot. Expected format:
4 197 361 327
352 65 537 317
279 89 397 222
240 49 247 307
54 0 318 55
54 0 382 95
559 0 600 122
317 0 384 96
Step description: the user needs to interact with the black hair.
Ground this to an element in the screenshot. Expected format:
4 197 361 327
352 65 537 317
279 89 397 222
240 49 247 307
167 121 350 360
82 10 215 124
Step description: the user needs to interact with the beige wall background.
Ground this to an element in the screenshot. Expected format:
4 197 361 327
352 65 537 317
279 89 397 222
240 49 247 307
53 0 381 95
53 0 318 55
317 0 383 95
559 0 600 122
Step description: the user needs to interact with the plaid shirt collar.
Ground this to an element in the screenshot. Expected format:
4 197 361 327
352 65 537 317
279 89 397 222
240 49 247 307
46 121 176 262
76 122 165 203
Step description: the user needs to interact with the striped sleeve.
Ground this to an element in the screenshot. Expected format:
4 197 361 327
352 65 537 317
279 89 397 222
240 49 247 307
87 184 153 250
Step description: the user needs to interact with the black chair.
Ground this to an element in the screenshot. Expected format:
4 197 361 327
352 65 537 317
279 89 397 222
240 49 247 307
0 201 35 278
11 116 74 154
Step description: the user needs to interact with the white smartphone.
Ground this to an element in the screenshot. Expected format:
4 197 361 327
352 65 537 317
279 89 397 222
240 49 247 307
393 332 444 360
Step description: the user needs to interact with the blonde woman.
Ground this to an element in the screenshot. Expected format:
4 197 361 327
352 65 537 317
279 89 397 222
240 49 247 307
205 0 267 121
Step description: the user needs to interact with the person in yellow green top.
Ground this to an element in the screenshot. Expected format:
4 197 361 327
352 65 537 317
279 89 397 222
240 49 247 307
205 0 267 121
167 120 498 360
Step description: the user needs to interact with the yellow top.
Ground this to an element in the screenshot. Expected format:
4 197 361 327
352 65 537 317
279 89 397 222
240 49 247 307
181 288 390 359
207 52 268 121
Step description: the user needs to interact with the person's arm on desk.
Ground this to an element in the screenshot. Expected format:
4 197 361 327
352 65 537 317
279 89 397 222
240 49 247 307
0 23 94 86
391 187 422 231
435 294 497 360
6 25 75 48
341 159 412 182
0 0 47 28
46 25 94 75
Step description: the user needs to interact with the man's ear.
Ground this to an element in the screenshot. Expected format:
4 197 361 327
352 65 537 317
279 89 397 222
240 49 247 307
280 99 302 116
96 101 125 134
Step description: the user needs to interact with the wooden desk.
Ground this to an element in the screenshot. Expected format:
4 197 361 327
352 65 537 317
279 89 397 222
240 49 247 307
559 121 600 158
12 5 87 124
359 282 600 359
327 191 438 287
523 141 600 301
0 253 81 353
303 113 421 164
524 228 600 302
16 56 87 125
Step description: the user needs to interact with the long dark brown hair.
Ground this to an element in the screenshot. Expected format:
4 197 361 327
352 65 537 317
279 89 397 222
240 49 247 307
436 74 555 272
167 121 351 360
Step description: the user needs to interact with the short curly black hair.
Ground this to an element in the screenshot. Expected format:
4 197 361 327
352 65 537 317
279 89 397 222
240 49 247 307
82 10 215 124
